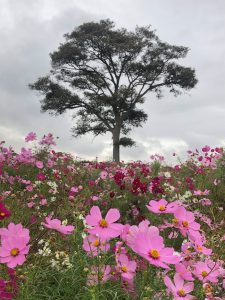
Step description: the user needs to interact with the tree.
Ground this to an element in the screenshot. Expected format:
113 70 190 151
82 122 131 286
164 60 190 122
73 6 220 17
30 19 197 162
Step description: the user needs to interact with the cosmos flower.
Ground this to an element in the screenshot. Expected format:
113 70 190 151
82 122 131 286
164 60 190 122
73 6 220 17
25 132 37 142
146 199 178 214
116 254 136 280
0 203 11 220
0 237 30 268
0 223 30 243
134 229 180 269
85 206 123 240
82 235 110 256
43 216 74 235
164 273 194 300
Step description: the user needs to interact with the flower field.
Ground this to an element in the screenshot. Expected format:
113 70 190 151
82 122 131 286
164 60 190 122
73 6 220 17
0 133 225 299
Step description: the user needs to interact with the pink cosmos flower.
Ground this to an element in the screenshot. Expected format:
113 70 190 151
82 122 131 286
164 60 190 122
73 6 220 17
35 161 44 169
40 199 47 206
39 133 56 146
175 263 194 281
193 240 212 256
134 229 180 269
100 171 108 180
146 199 178 214
193 260 221 283
43 216 74 235
116 254 137 280
26 185 33 192
25 132 37 142
82 235 110 256
120 224 131 242
164 273 194 299
114 241 127 255
85 206 123 240
173 207 200 240
27 201 35 208
126 220 157 252
193 189 210 196
0 203 11 220
87 265 111 286
200 198 212 206
91 195 99 201
0 237 30 268
0 223 30 243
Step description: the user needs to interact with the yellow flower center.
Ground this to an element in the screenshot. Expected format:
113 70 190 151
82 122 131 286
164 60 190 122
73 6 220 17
92 239 100 247
197 245 203 251
201 271 208 277
10 248 19 256
172 218 179 225
99 219 108 228
182 220 189 227
121 266 127 272
177 289 186 296
0 212 5 217
149 249 160 259
159 205 166 211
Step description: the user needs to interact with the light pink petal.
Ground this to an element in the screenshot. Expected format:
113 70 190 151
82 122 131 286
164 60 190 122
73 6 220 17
85 215 99 226
159 199 168 206
186 211 195 223
90 206 102 220
174 273 184 289
150 235 164 250
0 248 10 257
174 207 186 219
183 282 194 293
105 208 120 223
164 276 176 293
129 261 137 272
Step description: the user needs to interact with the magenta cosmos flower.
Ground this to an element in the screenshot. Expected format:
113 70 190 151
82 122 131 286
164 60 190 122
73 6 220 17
146 199 178 214
164 273 194 300
85 206 123 240
134 230 180 269
0 203 11 220
0 223 30 243
82 234 110 256
0 237 30 268
43 216 74 235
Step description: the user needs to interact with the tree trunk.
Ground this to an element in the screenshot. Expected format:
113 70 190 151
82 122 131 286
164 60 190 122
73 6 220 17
112 124 120 162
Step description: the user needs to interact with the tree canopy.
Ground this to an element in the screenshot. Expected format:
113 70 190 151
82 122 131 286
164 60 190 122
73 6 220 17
30 19 197 161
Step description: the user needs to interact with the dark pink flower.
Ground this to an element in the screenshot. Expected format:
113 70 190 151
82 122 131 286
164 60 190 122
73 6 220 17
0 203 11 220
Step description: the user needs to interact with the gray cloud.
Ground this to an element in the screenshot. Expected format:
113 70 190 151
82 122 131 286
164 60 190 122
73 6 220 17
0 0 225 161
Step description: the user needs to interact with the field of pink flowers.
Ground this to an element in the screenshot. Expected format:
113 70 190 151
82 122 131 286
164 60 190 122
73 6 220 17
0 132 225 299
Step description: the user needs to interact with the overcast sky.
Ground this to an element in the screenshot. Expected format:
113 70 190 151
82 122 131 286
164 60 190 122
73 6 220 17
1 0 225 162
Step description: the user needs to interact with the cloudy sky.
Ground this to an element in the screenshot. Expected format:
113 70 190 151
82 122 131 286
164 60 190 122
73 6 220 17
1 0 225 162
